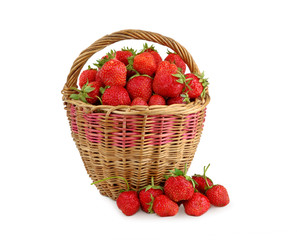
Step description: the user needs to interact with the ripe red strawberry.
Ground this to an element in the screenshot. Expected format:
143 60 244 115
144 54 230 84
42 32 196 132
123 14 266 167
138 177 163 213
116 190 140 216
70 80 102 104
152 61 184 98
183 192 210 216
167 96 187 105
79 66 97 89
192 164 213 194
164 165 196 202
101 86 131 106
185 72 209 99
95 69 104 86
126 75 152 102
91 176 140 216
152 195 179 217
116 51 133 66
148 94 166 106
142 43 162 66
131 97 148 106
165 51 186 73
132 52 157 77
98 59 127 87
205 184 230 207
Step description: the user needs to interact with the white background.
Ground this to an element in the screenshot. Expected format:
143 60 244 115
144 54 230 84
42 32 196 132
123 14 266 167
1 0 297 239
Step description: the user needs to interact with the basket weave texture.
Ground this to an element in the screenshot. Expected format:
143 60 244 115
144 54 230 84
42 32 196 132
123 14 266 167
62 29 210 200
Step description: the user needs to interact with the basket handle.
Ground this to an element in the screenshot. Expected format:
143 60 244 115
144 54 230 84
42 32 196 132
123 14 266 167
64 29 201 89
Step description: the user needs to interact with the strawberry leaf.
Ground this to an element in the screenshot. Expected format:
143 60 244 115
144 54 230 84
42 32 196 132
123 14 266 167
70 94 80 100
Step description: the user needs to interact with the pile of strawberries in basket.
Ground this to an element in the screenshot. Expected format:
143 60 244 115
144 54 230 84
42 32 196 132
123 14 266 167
92 164 229 217
70 43 209 106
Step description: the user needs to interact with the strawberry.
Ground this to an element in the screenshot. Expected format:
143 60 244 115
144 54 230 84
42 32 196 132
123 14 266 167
95 69 104 86
164 164 196 202
205 184 230 207
116 47 137 66
116 51 133 66
138 177 163 213
141 43 162 66
152 195 179 217
131 97 148 106
167 96 187 105
131 52 157 77
70 80 102 104
165 50 186 73
78 66 97 89
148 94 166 106
116 191 140 216
91 176 140 216
152 61 184 98
183 192 210 216
192 164 213 194
185 72 209 99
126 75 152 102
101 86 131 106
98 59 127 87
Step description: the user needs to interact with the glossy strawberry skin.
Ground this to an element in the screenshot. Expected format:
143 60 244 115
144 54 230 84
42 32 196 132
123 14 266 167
145 49 162 66
206 185 230 207
116 191 140 216
152 195 179 217
79 68 97 89
131 97 148 106
99 59 127 87
164 176 194 202
133 52 157 77
185 73 203 99
139 188 163 213
167 96 186 105
102 86 131 106
183 192 210 216
153 61 183 98
165 53 186 73
148 94 166 106
126 76 152 102
192 175 213 195
116 51 133 66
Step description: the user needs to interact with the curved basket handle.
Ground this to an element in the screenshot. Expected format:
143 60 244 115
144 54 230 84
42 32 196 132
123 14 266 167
64 29 201 89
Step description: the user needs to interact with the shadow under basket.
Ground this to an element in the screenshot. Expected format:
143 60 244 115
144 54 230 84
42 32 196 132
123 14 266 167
62 29 210 200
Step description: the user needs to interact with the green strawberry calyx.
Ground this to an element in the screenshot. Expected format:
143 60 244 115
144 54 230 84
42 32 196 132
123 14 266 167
147 194 155 214
128 72 152 81
139 177 163 192
166 49 177 55
121 46 137 56
70 81 95 103
91 176 130 192
165 164 197 188
93 49 116 68
139 43 158 53
172 72 192 103
194 71 209 99
126 55 140 75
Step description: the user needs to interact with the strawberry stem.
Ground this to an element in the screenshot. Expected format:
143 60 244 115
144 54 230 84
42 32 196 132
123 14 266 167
203 164 211 189
91 176 130 191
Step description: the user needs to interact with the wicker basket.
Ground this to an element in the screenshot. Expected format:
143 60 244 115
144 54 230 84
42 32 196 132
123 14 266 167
62 29 210 200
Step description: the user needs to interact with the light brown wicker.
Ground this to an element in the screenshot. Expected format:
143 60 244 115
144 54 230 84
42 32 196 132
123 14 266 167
62 29 210 200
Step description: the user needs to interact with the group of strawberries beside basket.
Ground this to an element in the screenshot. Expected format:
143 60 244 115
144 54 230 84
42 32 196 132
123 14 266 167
92 164 229 217
70 43 209 107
